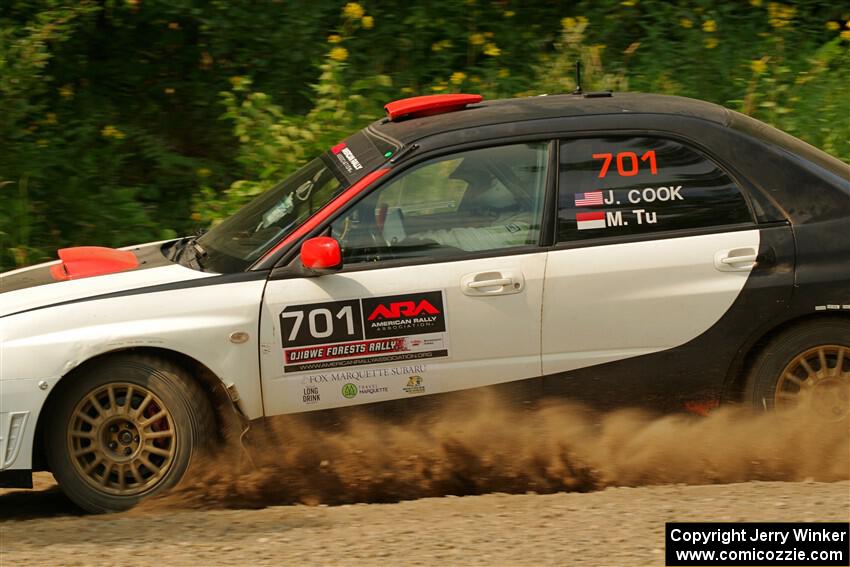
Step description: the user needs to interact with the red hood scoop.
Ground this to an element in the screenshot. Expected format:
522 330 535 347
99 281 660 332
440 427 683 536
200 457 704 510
49 246 139 281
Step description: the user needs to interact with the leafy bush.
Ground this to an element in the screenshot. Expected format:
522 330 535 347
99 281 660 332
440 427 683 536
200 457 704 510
1 1 848 270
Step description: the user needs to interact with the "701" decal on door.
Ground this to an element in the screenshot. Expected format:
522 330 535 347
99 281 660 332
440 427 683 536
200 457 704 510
279 291 448 372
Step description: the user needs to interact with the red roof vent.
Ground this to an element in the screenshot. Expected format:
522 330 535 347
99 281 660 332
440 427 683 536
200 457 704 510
384 93 483 121
49 246 139 281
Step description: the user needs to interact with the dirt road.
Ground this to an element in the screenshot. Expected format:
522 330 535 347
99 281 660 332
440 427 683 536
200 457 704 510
1 476 847 566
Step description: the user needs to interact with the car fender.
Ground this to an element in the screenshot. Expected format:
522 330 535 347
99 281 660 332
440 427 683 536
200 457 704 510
0 277 267 471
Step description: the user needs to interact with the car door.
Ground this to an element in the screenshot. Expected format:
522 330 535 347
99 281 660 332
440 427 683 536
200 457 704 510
259 141 552 416
541 135 795 406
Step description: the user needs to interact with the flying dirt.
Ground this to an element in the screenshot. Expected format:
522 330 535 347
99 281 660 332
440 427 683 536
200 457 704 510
3 396 848 566
147 394 850 511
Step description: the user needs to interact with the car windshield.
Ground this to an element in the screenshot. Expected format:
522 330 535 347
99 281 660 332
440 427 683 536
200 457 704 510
196 157 345 273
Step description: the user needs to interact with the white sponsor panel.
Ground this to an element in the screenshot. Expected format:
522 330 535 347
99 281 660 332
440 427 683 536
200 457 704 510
290 364 433 408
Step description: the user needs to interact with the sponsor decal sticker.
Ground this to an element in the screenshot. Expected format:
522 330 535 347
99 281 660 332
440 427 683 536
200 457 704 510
331 142 364 175
301 364 427 385
280 292 448 373
341 382 389 399
403 375 425 395
302 386 321 404
815 304 850 311
341 383 358 399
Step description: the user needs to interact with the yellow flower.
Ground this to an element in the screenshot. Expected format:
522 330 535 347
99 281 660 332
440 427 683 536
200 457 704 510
328 34 342 44
561 17 576 30
621 0 637 6
750 58 767 74
680 18 693 29
497 68 510 78
750 0 762 6
450 71 466 85
483 43 501 57
503 10 515 18
767 2 796 28
59 84 74 98
704 37 718 49
44 113 58 125
343 2 364 20
826 21 840 31
229 76 244 88
329 46 349 62
469 33 485 45
702 19 716 33
577 16 588 25
101 125 126 140
841 30 850 41
431 39 453 52
361 15 374 29
431 84 447 92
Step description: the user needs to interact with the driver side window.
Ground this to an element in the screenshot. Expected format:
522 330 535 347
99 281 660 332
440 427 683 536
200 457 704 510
332 142 550 264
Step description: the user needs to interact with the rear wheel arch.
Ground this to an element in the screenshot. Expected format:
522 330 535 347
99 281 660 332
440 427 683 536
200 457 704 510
723 312 850 404
32 347 241 473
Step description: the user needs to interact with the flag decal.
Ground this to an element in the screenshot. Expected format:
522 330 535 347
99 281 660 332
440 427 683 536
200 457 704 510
576 211 606 230
575 191 604 206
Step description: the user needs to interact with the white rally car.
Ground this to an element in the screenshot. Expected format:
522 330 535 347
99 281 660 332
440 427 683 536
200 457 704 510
2 92 849 512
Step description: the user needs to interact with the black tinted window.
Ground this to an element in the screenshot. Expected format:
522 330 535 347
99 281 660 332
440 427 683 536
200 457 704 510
557 137 752 242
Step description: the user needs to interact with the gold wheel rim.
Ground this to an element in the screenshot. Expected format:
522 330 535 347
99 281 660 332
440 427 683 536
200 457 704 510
775 345 850 420
67 382 177 496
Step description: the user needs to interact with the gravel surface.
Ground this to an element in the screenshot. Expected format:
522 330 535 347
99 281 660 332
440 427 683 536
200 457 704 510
1 476 847 566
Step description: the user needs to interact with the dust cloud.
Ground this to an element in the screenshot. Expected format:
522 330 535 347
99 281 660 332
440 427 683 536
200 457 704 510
147 395 849 511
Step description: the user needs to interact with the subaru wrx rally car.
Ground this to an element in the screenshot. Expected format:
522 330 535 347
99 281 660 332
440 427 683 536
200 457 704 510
2 92 849 512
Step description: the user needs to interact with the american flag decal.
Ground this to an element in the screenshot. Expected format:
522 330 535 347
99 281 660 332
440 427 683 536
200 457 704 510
575 191 604 206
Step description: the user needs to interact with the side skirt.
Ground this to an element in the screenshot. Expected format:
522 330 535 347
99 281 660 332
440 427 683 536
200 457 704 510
0 469 33 489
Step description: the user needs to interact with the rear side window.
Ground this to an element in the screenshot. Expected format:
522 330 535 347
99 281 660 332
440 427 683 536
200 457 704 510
557 137 753 242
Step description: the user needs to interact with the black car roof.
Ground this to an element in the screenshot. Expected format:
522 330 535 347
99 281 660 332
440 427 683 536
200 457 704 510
373 92 731 145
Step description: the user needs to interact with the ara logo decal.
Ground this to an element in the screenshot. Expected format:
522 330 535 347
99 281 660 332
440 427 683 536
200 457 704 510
367 300 440 321
361 291 446 339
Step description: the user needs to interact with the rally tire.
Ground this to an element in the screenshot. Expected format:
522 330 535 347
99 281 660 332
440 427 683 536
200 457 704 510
45 354 215 513
744 319 850 417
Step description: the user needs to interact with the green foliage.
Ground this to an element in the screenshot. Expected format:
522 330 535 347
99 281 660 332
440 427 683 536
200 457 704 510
1 0 848 270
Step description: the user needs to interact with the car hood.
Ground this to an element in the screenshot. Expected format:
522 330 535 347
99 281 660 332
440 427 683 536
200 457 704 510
0 241 215 318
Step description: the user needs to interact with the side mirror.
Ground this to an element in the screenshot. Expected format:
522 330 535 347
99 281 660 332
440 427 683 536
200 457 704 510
300 236 342 275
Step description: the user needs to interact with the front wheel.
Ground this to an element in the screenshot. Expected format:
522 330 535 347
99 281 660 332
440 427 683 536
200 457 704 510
45 354 215 513
745 320 850 420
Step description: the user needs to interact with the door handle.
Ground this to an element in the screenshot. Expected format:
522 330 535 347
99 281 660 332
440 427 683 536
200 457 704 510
714 247 758 272
461 270 524 296
467 277 513 289
719 254 758 265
